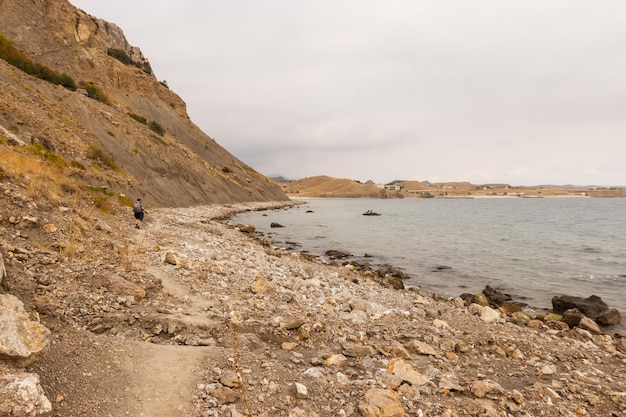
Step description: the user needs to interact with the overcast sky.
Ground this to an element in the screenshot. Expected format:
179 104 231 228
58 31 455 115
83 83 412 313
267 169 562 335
70 1 626 186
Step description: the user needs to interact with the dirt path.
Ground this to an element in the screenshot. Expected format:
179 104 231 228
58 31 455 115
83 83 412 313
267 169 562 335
123 342 212 417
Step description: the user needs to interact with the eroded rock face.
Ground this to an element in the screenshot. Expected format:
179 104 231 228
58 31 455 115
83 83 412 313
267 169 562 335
0 373 52 417
0 294 51 366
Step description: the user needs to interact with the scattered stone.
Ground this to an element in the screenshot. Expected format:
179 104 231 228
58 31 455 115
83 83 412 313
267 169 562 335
358 388 405 417
561 308 584 327
480 306 501 323
239 224 256 233
596 309 622 325
211 386 240 404
219 371 241 389
406 340 438 356
294 382 308 399
251 275 274 295
470 379 504 398
482 285 511 307
386 358 429 386
303 368 324 379
460 293 489 307
579 317 602 335
325 250 350 259
324 354 348 368
281 342 297 350
105 274 146 302
538 364 557 379
164 252 178 265
42 223 57 233
342 342 374 358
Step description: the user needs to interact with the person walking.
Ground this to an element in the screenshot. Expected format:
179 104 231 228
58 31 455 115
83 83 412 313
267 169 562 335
133 198 146 229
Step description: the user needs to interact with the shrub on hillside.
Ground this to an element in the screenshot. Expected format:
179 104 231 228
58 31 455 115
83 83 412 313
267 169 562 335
127 112 147 125
80 82 111 105
87 145 119 171
25 141 68 168
107 48 152 75
148 121 164 136
0 33 77 90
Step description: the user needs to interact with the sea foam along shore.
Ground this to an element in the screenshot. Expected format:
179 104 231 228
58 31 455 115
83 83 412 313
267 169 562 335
153 201 626 416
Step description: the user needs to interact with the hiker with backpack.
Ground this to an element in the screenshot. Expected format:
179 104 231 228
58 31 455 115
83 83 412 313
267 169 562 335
133 198 146 229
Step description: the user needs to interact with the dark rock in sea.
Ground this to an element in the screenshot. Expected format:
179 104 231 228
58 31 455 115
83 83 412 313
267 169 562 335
432 265 452 272
270 222 285 228
561 308 585 327
325 250 351 259
596 308 622 325
552 294 621 325
499 301 526 315
482 285 512 307
552 295 609 319
460 293 489 307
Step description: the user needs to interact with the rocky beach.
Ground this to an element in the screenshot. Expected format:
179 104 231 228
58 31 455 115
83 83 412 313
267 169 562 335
2 196 625 417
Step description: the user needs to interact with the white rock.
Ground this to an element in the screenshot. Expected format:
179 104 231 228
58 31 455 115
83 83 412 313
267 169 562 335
294 382 308 399
0 373 52 416
480 306 501 323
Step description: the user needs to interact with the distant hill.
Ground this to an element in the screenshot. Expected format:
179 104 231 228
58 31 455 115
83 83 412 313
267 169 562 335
280 175 403 198
279 176 626 198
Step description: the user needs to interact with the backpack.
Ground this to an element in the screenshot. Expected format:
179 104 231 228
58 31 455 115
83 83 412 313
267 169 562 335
133 201 142 213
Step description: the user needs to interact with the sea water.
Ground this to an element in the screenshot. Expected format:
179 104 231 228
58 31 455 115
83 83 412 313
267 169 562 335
232 197 626 318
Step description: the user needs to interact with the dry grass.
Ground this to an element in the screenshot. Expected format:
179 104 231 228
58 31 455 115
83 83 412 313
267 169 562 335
0 146 77 204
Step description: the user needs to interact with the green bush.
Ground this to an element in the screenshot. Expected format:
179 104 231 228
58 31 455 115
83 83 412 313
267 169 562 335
148 121 164 136
25 141 68 168
127 112 147 125
80 82 111 105
0 33 77 90
107 48 152 75
87 145 119 171
70 160 86 170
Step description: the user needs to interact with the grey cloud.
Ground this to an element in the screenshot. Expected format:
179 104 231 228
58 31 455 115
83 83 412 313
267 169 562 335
71 0 626 185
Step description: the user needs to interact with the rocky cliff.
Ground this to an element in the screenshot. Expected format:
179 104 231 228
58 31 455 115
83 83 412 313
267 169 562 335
0 0 288 206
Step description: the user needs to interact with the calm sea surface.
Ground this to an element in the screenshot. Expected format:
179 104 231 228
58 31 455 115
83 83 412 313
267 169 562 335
232 197 626 318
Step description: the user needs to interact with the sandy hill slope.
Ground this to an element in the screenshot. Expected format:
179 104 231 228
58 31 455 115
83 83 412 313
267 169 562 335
0 0 287 207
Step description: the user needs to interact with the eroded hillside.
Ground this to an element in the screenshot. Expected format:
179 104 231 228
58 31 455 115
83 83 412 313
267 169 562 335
0 0 288 207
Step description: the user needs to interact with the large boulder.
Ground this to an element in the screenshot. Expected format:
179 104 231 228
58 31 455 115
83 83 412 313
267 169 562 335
0 294 51 366
596 309 622 325
0 373 52 416
482 285 511 307
552 295 621 324
459 292 489 307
